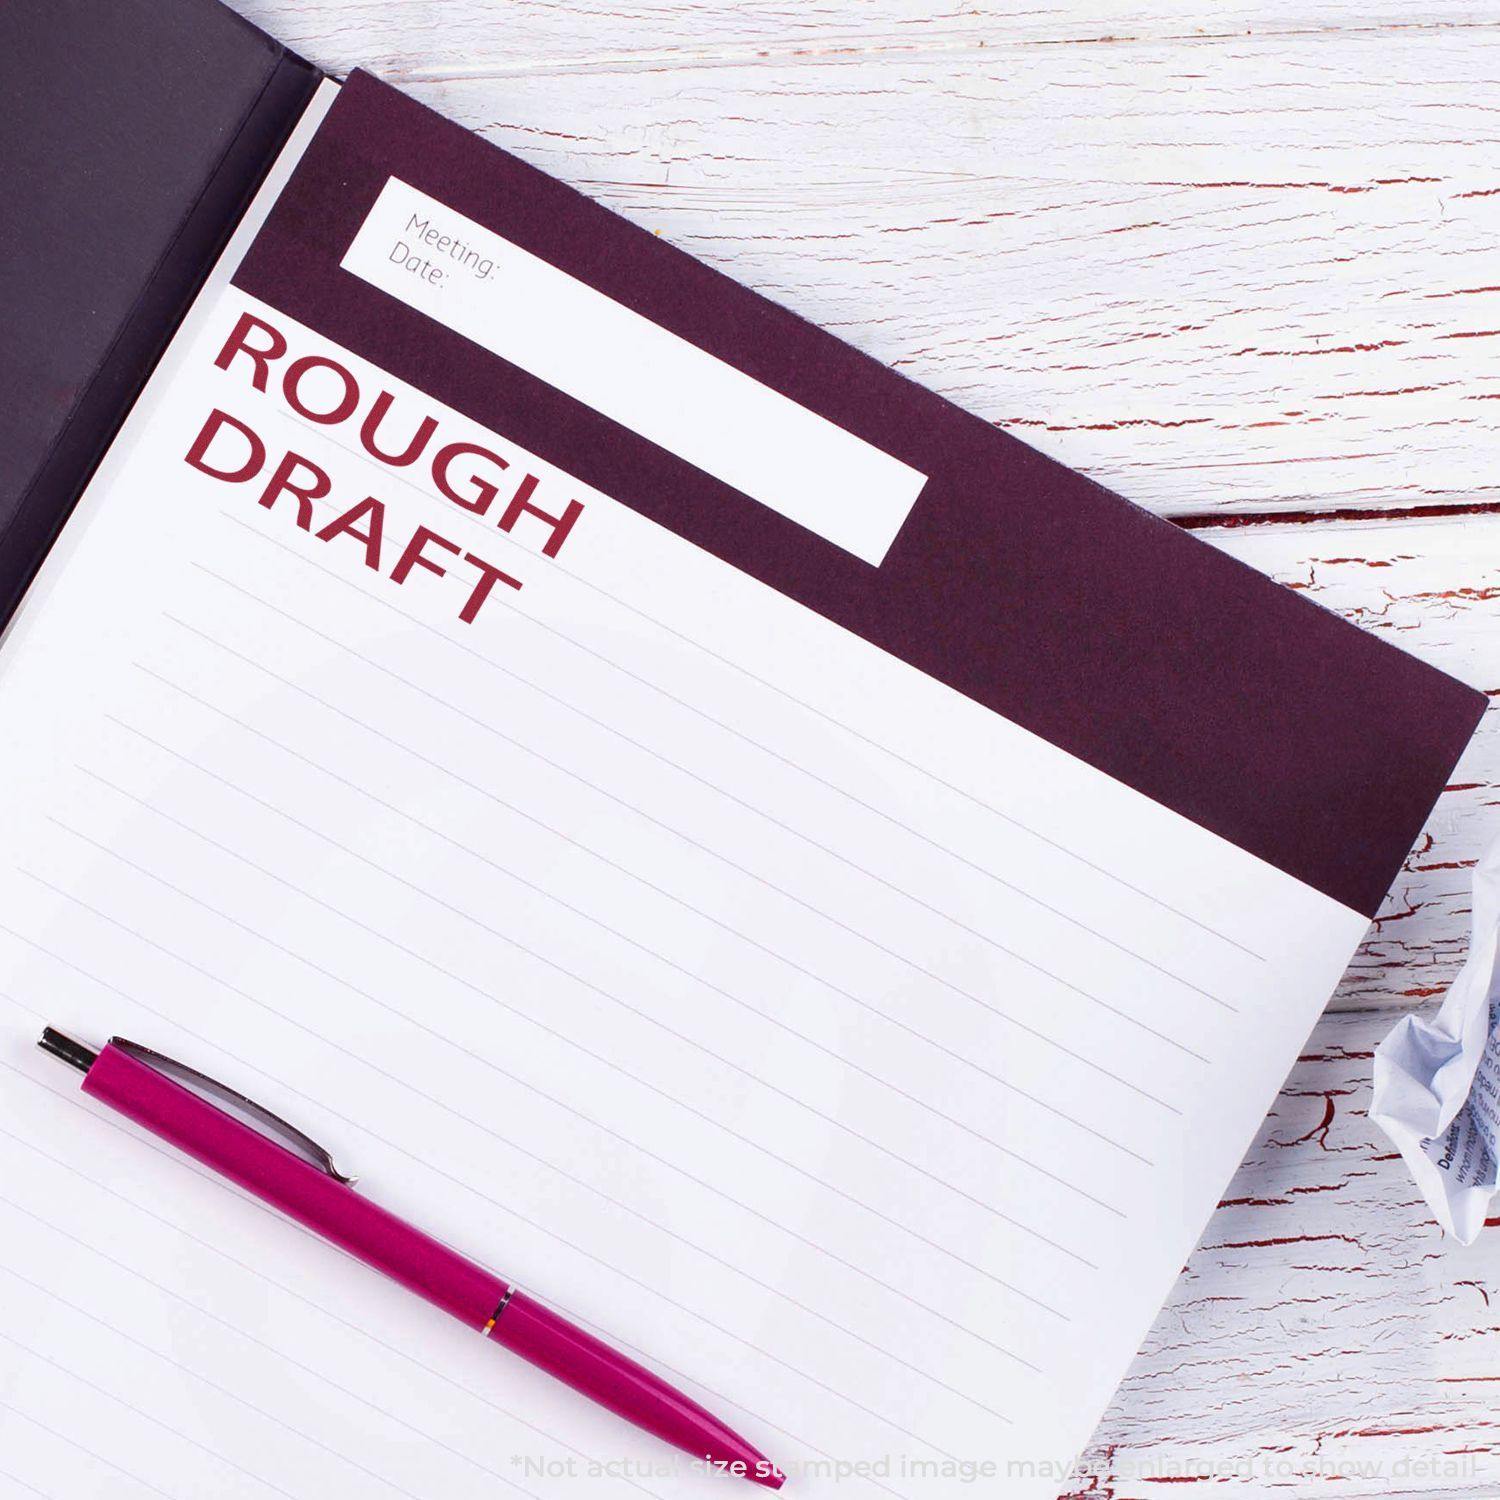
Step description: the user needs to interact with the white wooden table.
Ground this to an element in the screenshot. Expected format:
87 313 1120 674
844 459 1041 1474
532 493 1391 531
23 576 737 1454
236 3 1500 1491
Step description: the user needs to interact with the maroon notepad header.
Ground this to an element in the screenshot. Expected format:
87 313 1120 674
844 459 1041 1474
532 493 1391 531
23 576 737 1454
233 71 1485 919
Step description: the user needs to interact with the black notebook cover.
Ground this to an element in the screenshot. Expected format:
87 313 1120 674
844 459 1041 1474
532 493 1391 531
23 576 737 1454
0 0 319 630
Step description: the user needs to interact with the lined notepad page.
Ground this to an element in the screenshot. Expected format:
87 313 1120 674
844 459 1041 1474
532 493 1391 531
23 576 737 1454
0 86 1369 1500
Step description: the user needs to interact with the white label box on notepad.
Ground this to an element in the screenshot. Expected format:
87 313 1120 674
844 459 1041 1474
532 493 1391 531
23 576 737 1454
340 177 927 566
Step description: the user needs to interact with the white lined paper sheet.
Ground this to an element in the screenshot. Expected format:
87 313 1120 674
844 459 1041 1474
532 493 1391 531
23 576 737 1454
0 82 1371 1500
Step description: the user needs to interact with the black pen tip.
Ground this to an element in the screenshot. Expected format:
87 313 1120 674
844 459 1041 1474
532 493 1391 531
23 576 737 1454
38 1027 98 1074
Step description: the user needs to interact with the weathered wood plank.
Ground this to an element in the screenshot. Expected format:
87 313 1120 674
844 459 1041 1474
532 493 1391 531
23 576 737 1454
1079 1003 1500 1497
222 28 1500 523
237 3 1500 524
243 2 1499 75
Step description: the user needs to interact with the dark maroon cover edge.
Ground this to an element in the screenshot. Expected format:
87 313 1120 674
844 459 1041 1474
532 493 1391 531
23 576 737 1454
0 0 320 632
233 71 1485 916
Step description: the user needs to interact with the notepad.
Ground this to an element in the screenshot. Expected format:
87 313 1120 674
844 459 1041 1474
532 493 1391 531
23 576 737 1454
0 68 1483 1500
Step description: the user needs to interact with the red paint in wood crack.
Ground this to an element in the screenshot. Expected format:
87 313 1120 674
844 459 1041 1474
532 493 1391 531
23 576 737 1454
1314 384 1446 396
1320 1422 1450 1440
1407 587 1500 606
1255 339 1406 357
1173 499 1500 531
1269 1095 1337 1150
1206 1232 1359 1251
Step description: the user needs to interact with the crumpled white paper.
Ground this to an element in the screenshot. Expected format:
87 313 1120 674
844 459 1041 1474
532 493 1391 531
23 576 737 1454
1371 835 1500 1243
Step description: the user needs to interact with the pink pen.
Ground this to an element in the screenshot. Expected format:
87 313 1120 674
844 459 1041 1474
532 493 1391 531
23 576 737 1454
39 1028 785 1489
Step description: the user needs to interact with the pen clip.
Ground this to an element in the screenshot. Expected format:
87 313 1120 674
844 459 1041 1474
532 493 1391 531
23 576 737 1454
111 1037 357 1184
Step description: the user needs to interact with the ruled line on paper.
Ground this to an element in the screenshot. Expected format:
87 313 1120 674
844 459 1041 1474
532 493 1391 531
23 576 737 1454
150 616 1206 1090
0 1344 310 1500
20 849 1057 1392
0 1086 668 1500
130 647 1181 1114
0 988 976 1482
202 558 1242 1038
0 1460 53 1500
516 564 1266 957
0 1312 430 1500
0 910 1020 1450
0 1404 179 1500
176 596 1208 1070
95 641 1148 1209
38 820 1080 1335
81 736 1142 1182
26 852 1061 1406
0 1137 665 1500
65 770 1117 1247
0 1041 856 1493
0 1209 544 1500
248 411 1264 963
198 540 1241 1017
94 715 1156 1181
